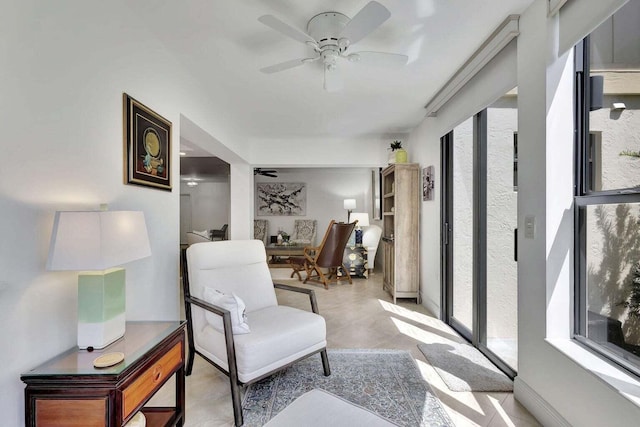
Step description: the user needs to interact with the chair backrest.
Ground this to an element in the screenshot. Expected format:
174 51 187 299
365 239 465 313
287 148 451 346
313 220 357 268
211 224 228 240
292 219 317 244
362 224 382 251
187 231 212 245
186 240 278 315
254 219 269 245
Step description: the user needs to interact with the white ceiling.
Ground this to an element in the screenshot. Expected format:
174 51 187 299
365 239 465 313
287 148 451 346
130 0 533 143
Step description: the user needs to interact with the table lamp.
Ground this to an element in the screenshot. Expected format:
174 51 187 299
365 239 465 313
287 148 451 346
349 212 370 245
47 210 151 350
343 199 356 222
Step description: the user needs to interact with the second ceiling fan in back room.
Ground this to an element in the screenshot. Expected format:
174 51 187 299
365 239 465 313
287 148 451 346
254 168 278 178
258 1 408 92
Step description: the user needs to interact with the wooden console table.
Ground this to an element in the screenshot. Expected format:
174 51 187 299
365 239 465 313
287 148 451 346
21 321 186 427
265 244 306 268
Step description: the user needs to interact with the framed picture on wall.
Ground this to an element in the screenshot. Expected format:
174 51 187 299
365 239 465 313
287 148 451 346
256 182 307 216
123 93 172 191
423 165 434 201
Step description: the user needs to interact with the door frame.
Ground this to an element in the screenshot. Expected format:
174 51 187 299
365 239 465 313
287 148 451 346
440 111 517 379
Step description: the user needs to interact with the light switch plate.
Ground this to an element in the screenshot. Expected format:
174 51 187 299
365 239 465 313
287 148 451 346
525 215 536 239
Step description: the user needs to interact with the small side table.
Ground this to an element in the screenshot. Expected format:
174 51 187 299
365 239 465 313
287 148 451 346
21 321 186 427
342 245 368 278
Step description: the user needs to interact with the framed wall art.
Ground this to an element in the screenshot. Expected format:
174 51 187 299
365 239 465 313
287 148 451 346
256 182 307 216
123 93 172 191
423 165 435 201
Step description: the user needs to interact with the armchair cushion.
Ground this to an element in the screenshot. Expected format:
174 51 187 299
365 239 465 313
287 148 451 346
188 240 278 313
195 305 326 383
203 288 250 335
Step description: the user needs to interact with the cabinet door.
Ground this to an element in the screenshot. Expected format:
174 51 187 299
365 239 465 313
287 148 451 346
383 240 395 293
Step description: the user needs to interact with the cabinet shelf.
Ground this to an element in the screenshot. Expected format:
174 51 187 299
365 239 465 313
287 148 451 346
141 407 178 427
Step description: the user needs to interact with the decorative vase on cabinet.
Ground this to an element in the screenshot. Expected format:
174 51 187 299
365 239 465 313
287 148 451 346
381 163 420 303
395 149 408 163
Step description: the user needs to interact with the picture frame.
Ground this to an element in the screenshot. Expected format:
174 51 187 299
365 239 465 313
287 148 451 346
123 93 172 191
423 165 435 201
256 182 307 216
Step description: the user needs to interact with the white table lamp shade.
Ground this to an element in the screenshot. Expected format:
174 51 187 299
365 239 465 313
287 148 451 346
46 210 151 349
350 212 370 227
47 211 151 271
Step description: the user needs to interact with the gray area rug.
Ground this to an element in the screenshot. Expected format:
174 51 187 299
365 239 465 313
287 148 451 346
418 342 513 392
242 349 454 427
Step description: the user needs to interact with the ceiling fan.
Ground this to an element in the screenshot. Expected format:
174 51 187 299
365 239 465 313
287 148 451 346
258 1 408 92
254 168 278 178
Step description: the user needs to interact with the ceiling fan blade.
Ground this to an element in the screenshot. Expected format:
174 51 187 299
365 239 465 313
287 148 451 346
260 57 314 74
258 15 317 46
324 66 343 92
263 173 278 178
348 51 408 66
339 1 390 45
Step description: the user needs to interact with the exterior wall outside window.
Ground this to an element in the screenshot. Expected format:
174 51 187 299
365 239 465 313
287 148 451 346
486 96 518 353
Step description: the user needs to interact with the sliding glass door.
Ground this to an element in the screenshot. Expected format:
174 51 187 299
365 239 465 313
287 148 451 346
441 92 518 375
447 117 475 339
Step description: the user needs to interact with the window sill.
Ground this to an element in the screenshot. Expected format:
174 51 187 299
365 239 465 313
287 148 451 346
546 338 640 407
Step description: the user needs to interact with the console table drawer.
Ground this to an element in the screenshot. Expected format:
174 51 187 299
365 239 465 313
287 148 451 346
122 341 183 419
35 398 107 426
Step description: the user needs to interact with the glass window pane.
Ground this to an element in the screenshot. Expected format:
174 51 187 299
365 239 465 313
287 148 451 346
452 117 474 332
585 203 640 361
588 1 640 192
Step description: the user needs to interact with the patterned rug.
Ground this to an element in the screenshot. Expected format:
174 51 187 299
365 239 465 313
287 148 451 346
242 349 454 427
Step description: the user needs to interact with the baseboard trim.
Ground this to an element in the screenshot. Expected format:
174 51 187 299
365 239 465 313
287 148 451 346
514 377 570 427
421 293 440 318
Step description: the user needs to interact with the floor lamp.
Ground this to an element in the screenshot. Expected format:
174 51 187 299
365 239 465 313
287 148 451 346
343 199 356 222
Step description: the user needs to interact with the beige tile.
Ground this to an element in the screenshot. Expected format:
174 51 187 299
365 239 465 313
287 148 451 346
178 271 539 426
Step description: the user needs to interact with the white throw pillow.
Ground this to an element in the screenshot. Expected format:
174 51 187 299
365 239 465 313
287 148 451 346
202 288 251 334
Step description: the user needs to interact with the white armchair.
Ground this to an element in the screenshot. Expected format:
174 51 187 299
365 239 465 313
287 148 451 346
362 225 382 271
182 240 330 426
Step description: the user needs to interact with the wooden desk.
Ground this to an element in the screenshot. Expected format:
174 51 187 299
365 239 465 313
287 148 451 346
265 244 306 268
21 321 186 427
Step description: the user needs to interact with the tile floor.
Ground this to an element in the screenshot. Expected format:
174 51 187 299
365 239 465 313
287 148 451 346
152 272 540 427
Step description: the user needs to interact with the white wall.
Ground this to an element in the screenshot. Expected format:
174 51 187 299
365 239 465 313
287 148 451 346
180 180 230 233
0 1 249 423
254 168 379 249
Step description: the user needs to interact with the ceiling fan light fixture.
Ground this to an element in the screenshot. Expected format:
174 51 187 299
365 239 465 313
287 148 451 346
186 181 198 187
258 1 404 92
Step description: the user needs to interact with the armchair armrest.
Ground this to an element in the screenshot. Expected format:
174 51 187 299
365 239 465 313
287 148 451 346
185 295 239 383
273 282 320 314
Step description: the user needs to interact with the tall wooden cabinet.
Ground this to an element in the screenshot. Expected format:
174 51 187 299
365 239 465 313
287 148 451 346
381 163 420 303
